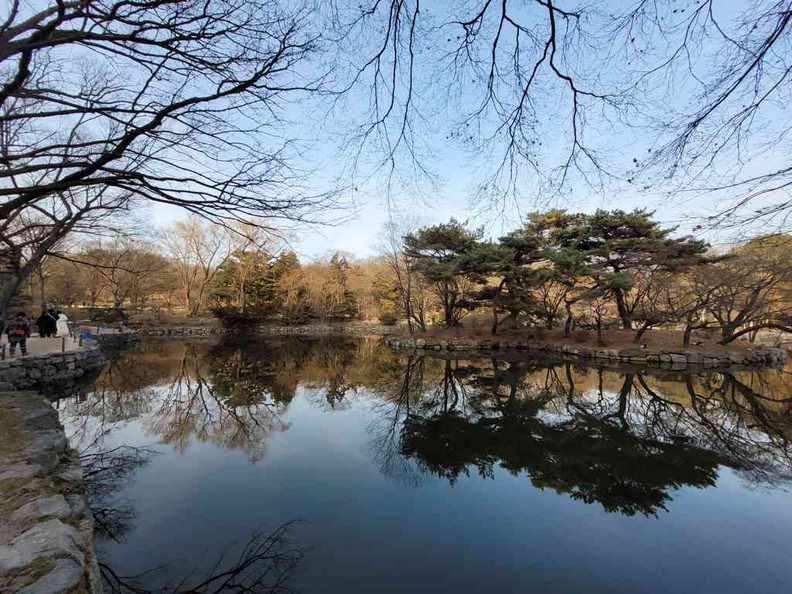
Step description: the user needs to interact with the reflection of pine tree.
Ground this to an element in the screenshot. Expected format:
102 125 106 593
373 357 792 516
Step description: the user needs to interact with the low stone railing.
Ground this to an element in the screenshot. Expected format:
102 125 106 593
383 336 788 369
0 346 105 392
0 392 101 593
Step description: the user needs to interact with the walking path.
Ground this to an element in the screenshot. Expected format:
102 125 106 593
1 327 132 359
0 336 80 358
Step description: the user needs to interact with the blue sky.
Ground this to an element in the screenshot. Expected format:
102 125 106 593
147 0 790 260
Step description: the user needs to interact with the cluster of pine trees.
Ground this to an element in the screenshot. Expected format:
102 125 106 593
394 210 791 345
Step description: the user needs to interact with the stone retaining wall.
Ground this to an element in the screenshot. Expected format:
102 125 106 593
0 346 105 392
0 392 101 594
256 323 398 336
145 326 229 337
383 336 788 369
93 332 139 349
146 323 398 337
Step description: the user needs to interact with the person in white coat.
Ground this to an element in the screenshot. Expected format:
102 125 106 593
56 312 70 337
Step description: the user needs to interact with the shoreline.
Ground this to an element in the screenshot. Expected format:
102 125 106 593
383 335 788 369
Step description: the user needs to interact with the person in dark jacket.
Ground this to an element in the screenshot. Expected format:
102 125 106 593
6 311 31 356
37 309 58 338
36 311 50 337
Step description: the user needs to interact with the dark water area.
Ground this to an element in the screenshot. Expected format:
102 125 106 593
55 336 792 593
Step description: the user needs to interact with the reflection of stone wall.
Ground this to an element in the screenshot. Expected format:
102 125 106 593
0 346 105 391
0 392 101 593
384 336 788 369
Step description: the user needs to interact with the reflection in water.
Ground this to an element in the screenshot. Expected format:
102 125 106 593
98 520 304 594
81 444 155 543
58 337 792 519
373 355 792 515
53 337 792 593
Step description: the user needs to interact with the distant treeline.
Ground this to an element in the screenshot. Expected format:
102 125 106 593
31 210 791 345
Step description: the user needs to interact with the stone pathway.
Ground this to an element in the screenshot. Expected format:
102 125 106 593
0 393 100 593
1 327 134 359
0 336 81 358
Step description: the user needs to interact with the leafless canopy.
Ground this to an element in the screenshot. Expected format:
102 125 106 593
0 0 339 323
333 0 792 225
0 0 333 224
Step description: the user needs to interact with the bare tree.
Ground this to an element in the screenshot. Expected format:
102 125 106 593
377 218 431 333
699 241 792 343
162 217 232 315
0 0 333 327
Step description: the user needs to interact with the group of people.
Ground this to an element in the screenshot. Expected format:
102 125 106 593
3 309 70 357
36 309 66 338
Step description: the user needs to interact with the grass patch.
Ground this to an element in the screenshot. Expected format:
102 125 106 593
0 407 28 459
0 556 56 592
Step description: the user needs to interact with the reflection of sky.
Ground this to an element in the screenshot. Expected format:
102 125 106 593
59 364 792 594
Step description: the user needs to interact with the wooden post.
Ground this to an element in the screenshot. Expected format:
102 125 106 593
1 343 5 360
61 336 66 353
78 334 83 347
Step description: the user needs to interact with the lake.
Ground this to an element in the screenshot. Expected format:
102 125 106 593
54 336 792 593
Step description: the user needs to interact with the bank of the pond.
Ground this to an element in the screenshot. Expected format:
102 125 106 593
383 335 788 369
0 392 101 594
0 345 106 392
145 322 398 337
93 332 139 350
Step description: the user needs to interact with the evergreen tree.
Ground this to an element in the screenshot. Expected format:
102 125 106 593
534 209 710 329
403 220 483 327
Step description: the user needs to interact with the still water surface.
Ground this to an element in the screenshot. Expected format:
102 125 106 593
55 336 792 593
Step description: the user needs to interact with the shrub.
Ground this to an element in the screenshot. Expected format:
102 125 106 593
211 306 266 330
87 308 128 323
378 310 398 326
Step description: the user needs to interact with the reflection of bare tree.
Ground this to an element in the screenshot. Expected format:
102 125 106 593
100 522 304 594
371 355 792 515
368 356 427 486
148 343 291 463
81 445 156 543
680 373 792 485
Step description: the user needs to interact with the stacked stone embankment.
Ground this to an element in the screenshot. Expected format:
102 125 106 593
383 336 788 369
146 322 398 337
93 332 139 349
256 323 397 336
0 392 101 593
146 326 229 337
0 346 105 391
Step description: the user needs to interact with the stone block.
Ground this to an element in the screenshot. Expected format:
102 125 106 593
18 558 84 594
11 495 72 524
0 520 84 573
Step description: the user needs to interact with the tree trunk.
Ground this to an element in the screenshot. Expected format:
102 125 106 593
720 323 738 344
683 323 693 347
0 275 22 335
36 265 47 311
596 315 604 345
613 288 632 329
633 321 652 344
491 304 499 334
564 302 574 338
